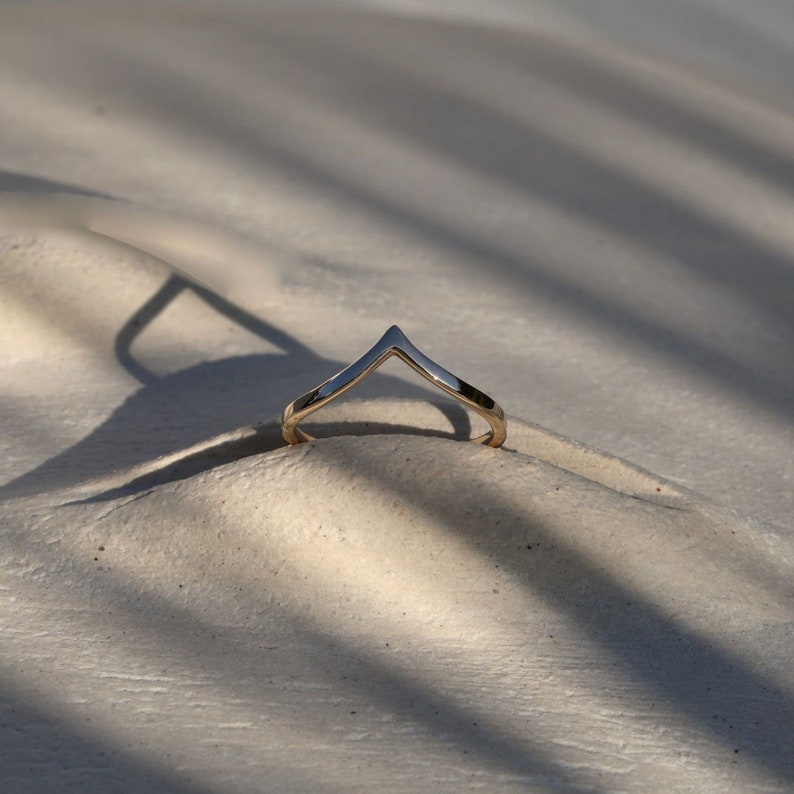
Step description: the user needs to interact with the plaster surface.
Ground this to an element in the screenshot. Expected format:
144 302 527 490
1 3 792 791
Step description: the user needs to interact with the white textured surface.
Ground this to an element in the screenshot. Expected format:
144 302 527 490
2 427 792 792
1 3 793 527
0 2 793 791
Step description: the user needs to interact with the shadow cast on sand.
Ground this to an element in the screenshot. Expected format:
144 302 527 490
1 10 793 787
0 270 470 499
3 434 792 790
0 681 214 794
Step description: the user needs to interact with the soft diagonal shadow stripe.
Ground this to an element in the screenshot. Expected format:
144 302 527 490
269 23 794 337
538 0 794 86
313 441 794 784
79 35 794 421
253 146 794 419
486 29 794 196
0 170 109 197
0 519 607 790
0 672 213 794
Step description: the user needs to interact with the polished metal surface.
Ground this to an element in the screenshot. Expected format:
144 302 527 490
281 325 507 447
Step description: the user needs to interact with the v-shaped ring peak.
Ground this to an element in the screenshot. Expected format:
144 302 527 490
281 325 506 447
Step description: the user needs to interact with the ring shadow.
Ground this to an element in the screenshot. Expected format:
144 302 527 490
2 19 792 787
0 272 472 500
2 183 789 783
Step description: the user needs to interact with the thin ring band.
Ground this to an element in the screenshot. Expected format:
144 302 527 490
281 325 506 447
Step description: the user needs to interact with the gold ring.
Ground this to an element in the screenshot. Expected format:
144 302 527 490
281 326 507 447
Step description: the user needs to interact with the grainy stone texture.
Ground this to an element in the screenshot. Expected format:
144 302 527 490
1 3 793 791
1 429 792 793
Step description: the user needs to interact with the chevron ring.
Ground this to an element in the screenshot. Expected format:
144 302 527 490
281 325 507 447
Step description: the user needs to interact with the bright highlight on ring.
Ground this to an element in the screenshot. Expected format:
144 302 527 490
281 325 507 447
